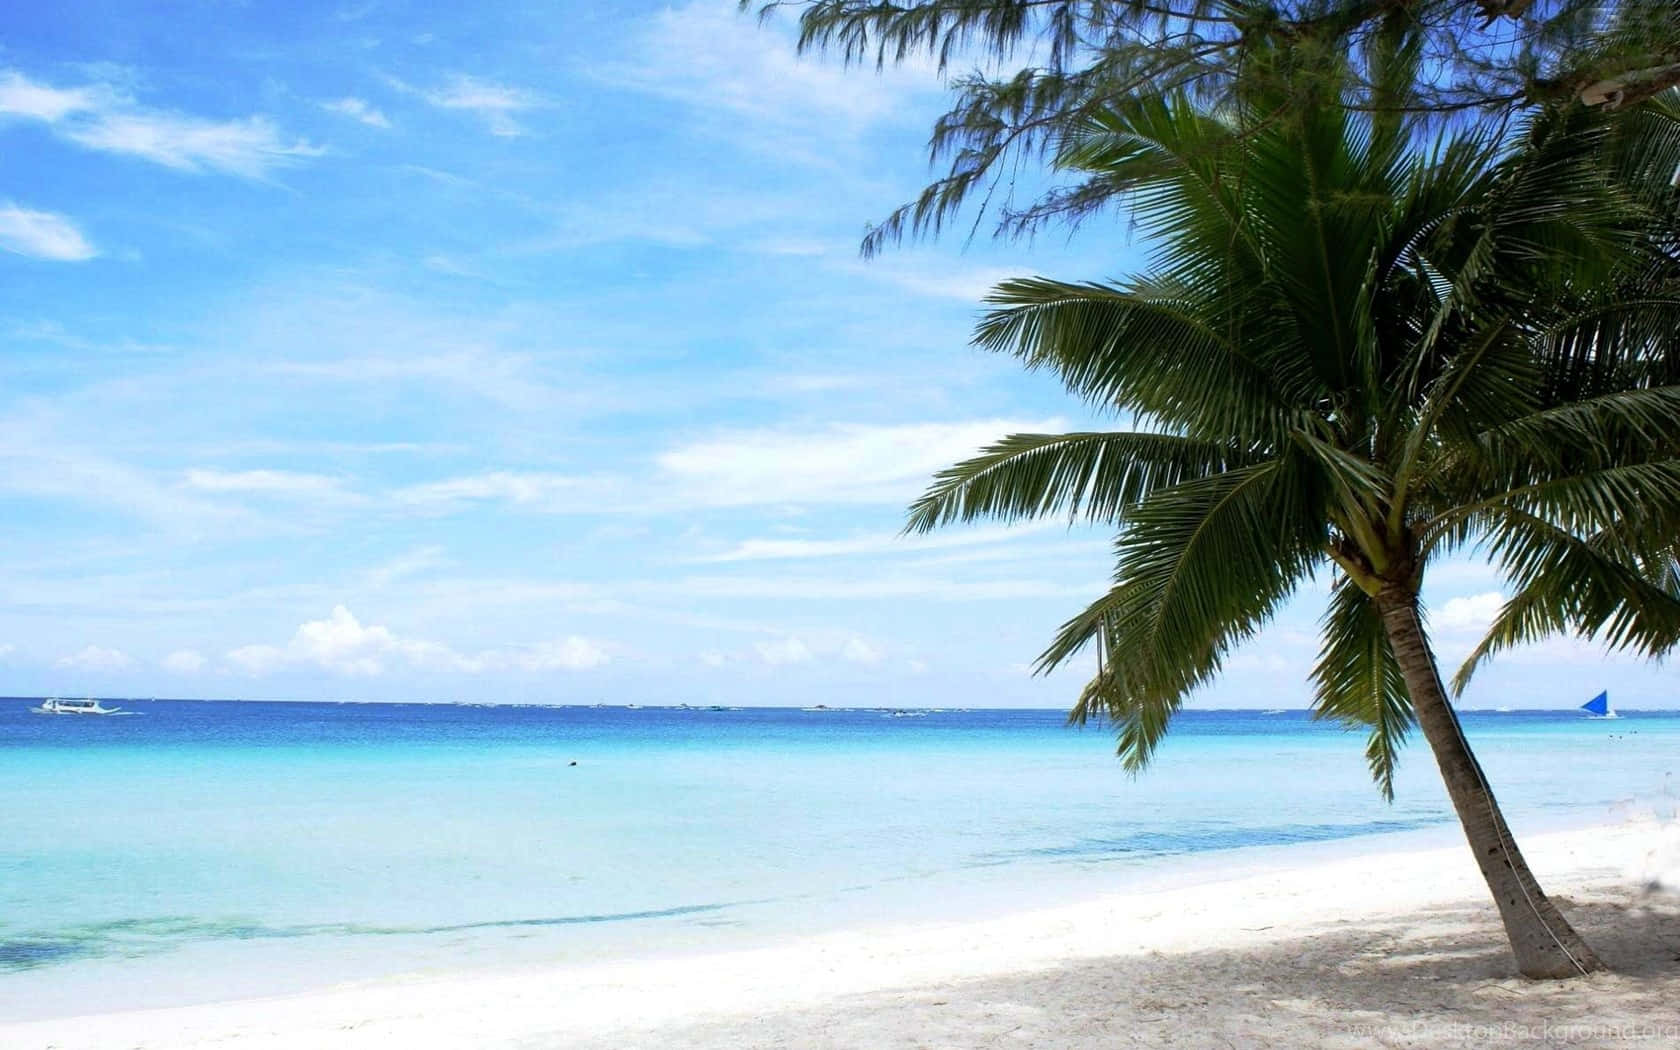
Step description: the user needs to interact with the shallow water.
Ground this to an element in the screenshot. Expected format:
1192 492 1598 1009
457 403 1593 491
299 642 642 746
2 700 1674 1018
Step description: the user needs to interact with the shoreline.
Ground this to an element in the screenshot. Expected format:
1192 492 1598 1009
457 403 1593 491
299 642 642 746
8 817 1678 1050
0 807 1601 1022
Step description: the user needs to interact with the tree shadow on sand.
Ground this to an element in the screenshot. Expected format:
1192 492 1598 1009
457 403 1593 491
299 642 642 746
558 892 1680 1050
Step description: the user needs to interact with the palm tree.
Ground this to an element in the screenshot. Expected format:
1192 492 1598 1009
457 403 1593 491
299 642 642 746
906 80 1680 976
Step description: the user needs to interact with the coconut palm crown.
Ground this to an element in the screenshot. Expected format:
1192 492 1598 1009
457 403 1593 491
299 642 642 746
907 77 1680 976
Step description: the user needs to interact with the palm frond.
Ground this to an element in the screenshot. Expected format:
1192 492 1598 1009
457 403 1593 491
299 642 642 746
905 430 1240 532
1047 455 1321 769
1311 578 1412 800
976 277 1284 439
1456 506 1680 689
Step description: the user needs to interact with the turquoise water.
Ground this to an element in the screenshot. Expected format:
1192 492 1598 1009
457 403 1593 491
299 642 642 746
2 700 1675 1019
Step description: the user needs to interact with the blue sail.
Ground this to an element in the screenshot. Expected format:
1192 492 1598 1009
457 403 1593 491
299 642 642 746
1581 691 1610 716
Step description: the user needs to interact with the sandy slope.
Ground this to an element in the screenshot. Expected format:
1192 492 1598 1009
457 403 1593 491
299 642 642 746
9 820 1679 1050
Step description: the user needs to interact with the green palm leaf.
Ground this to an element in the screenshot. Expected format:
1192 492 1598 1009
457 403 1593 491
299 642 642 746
905 430 1241 531
1312 579 1413 800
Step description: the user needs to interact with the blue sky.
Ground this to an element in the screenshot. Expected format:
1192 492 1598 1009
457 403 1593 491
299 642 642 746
0 1 1669 708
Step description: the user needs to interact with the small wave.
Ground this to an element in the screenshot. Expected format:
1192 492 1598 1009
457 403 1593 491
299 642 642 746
0 902 742 973
0 937 102 970
987 818 1444 864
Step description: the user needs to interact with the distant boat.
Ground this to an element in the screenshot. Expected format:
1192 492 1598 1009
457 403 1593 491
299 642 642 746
1581 691 1618 719
32 697 124 716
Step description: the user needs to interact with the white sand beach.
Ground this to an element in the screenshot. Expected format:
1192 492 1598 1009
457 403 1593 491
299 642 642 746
10 820 1679 1050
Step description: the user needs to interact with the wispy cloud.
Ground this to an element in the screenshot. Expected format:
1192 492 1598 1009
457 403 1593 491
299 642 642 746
841 637 882 664
738 633 885 667
1436 591 1505 634
507 637 609 671
371 419 1070 520
225 606 610 677
270 347 561 410
0 69 321 177
363 545 449 587
68 111 321 176
0 70 101 120
848 258 1026 302
410 74 539 137
0 419 249 534
671 574 1094 601
162 649 206 673
694 522 1065 563
747 237 1025 303
0 203 97 260
601 2 939 148
754 637 813 665
656 419 1063 508
183 468 353 499
391 472 606 515
321 96 390 128
55 644 133 671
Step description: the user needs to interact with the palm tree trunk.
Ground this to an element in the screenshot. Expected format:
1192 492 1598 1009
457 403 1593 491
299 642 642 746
1375 583 1605 978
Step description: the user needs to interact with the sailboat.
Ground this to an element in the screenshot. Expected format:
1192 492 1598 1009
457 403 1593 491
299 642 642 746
1580 691 1619 719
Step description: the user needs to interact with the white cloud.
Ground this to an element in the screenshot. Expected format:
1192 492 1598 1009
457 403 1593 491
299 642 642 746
508 637 609 671
66 112 321 176
1436 591 1505 633
673 574 1095 601
657 418 1063 508
226 643 288 675
1427 558 1506 588
0 419 248 533
271 347 559 410
698 650 727 667
696 522 1063 563
163 649 206 673
225 606 610 677
364 545 448 587
391 471 600 514
0 69 319 177
1502 634 1636 667
1227 649 1295 673
416 75 537 137
322 96 390 128
603 2 938 141
841 637 882 664
745 235 830 257
755 637 813 665
0 203 97 261
0 71 102 120
184 468 351 498
847 258 1026 302
290 605 429 676
55 644 132 671
0 643 15 660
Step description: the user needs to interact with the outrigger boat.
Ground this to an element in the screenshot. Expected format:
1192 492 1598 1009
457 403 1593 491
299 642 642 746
32 697 124 715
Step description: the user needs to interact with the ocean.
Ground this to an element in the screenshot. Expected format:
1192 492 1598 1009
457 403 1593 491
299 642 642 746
2 700 1674 1019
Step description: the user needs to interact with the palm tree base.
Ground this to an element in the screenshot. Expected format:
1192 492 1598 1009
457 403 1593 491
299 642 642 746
1377 588 1606 978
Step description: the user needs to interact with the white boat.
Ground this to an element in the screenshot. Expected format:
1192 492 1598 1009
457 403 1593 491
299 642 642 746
32 697 123 715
